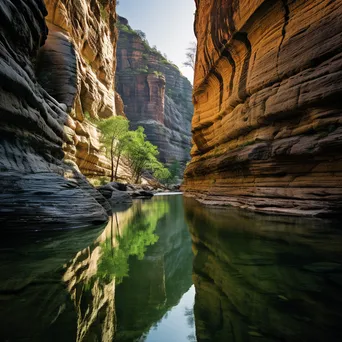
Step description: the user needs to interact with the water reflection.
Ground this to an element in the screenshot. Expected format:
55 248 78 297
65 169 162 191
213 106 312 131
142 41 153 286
114 196 194 341
63 199 170 341
0 226 105 341
184 197 342 342
0 197 178 342
3 195 340 341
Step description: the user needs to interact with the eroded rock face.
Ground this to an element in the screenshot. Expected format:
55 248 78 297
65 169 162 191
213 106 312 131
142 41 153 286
183 0 342 216
116 17 193 169
38 0 120 176
0 0 110 229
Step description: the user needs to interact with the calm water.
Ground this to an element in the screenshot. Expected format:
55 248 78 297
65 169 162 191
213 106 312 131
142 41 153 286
0 195 342 341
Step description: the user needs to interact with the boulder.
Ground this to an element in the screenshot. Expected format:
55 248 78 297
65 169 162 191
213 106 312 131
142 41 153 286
110 189 132 205
130 190 154 199
97 182 128 200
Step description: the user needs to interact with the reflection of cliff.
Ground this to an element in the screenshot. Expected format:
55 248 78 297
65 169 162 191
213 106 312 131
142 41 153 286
0 227 104 341
62 199 169 341
115 196 193 341
184 198 342 342
63 237 116 342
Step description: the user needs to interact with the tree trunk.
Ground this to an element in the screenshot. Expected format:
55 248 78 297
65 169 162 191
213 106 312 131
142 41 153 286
114 149 122 181
110 137 115 182
135 171 140 184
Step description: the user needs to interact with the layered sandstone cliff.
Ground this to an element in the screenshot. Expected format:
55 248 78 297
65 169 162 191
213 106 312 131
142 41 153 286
0 0 110 228
116 17 193 169
38 0 120 177
183 0 342 216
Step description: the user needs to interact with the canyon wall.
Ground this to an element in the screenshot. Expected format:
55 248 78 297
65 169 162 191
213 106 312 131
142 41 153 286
0 0 111 229
183 0 342 216
40 0 121 177
116 17 193 169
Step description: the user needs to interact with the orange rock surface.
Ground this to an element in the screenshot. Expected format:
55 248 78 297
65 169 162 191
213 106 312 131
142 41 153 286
39 0 120 176
183 0 342 216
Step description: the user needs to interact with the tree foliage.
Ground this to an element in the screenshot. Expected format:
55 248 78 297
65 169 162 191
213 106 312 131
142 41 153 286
97 117 171 184
135 30 146 40
183 41 197 70
125 127 171 183
97 116 129 182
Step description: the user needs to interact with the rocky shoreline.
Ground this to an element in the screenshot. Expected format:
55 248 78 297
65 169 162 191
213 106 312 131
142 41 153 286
97 182 181 206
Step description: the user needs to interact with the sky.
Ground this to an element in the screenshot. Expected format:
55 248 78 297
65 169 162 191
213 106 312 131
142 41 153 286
117 0 196 83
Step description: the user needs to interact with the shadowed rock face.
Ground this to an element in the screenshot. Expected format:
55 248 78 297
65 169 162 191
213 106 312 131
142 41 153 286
183 0 342 216
0 0 110 229
116 17 193 169
37 0 120 177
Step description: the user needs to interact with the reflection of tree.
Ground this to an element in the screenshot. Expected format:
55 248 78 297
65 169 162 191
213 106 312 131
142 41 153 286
184 307 195 328
115 196 194 341
60 200 169 342
187 333 197 341
97 201 169 284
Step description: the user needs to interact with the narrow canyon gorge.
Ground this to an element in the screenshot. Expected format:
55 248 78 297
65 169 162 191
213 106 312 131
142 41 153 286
1 1 342 340
0 0 193 229
182 0 342 216
2 0 340 227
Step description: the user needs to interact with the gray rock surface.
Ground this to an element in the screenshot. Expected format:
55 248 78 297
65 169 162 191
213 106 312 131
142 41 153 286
110 189 132 205
0 0 110 230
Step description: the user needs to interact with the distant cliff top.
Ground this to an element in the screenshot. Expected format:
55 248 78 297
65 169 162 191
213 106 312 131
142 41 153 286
116 16 193 169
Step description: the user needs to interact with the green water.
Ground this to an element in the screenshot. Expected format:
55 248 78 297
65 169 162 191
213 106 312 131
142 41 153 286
0 194 342 341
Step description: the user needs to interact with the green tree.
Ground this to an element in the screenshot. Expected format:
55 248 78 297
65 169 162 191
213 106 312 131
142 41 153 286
155 160 181 186
135 30 146 40
168 160 181 184
98 116 129 182
125 127 171 183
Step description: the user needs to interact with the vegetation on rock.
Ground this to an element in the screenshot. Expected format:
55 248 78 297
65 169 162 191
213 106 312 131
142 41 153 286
116 17 193 177
97 117 171 184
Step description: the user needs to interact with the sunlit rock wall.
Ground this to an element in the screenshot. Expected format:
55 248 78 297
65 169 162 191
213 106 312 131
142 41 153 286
183 0 342 216
116 17 193 169
38 0 121 176
0 0 110 229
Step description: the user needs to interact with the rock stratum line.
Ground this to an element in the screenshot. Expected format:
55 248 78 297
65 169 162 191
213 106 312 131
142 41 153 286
0 0 112 229
182 0 342 216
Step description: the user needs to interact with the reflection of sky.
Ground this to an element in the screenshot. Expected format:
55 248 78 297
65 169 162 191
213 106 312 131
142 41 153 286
144 285 196 342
